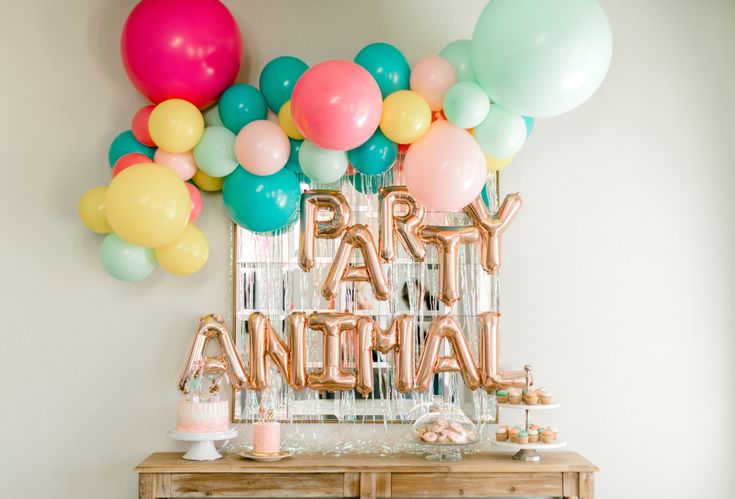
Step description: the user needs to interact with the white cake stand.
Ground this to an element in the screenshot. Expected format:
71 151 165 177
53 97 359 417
168 428 237 461
491 439 566 462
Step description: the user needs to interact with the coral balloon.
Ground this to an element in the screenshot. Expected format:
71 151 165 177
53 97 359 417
105 163 191 247
235 120 290 176
154 149 197 180
410 56 458 111
154 224 209 275
112 152 150 177
78 186 112 234
404 121 486 211
100 233 156 282
131 105 155 146
473 106 527 158
291 60 382 151
149 99 204 153
278 101 304 140
193 126 238 178
192 169 225 192
379 90 432 145
121 0 242 108
186 183 202 222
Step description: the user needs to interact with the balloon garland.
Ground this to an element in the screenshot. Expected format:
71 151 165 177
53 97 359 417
78 0 612 282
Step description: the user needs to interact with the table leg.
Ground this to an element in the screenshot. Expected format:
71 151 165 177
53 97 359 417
578 472 594 499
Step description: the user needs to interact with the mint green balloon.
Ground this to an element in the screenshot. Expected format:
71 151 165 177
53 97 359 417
473 106 526 158
204 105 224 127
298 140 348 184
472 0 612 117
443 81 490 129
100 233 156 282
439 39 477 82
193 126 238 178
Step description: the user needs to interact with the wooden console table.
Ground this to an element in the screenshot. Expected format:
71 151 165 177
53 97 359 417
136 452 597 499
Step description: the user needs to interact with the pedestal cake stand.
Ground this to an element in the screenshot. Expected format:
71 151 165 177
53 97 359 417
168 428 237 461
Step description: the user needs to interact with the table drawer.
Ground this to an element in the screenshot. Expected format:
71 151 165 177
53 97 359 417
170 472 345 497
391 472 563 497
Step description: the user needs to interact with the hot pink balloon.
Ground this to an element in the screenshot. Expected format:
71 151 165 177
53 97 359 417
186 183 203 223
154 149 198 180
235 120 290 176
111 152 150 177
121 0 243 109
410 56 458 111
404 121 487 212
291 60 382 151
131 105 155 146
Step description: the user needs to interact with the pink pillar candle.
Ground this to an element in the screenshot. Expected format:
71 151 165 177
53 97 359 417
253 422 281 454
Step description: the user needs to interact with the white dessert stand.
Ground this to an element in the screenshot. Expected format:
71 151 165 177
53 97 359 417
168 428 237 461
491 439 566 462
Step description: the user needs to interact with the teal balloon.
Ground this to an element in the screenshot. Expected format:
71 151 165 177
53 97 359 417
223 167 301 234
471 0 613 117
473 106 527 157
259 56 309 113
100 233 156 282
298 140 348 184
348 171 393 195
347 129 397 176
204 105 224 127
443 81 490 129
522 116 535 136
108 130 155 167
354 43 410 98
193 126 238 177
218 84 267 133
439 39 478 83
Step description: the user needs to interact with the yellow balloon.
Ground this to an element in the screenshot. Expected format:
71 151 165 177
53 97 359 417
78 186 112 234
192 169 225 192
278 100 304 140
485 153 514 171
379 90 432 144
105 163 191 247
148 99 204 153
154 224 209 275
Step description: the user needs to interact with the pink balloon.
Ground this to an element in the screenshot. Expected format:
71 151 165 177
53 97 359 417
131 105 155 146
410 56 458 111
121 0 243 109
111 152 150 177
235 120 290 176
186 183 203 223
404 121 486 212
291 60 382 151
154 149 198 180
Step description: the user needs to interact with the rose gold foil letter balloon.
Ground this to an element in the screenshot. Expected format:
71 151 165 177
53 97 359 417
299 190 351 272
465 193 522 275
415 315 480 392
248 312 309 390
355 315 415 396
378 186 427 262
420 225 479 306
307 312 359 391
177 314 248 391
478 312 527 392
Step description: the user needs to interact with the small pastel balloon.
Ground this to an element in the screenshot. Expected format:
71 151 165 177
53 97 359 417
298 140 348 183
439 39 478 82
148 99 204 153
218 83 267 133
354 42 410 98
108 130 155 167
78 186 112 234
154 149 197 180
347 129 397 176
235 120 290 176
100 233 156 282
105 163 191 247
193 126 238 177
485 153 514 172
112 152 151 177
278 100 304 140
131 105 155 146
192 169 225 192
259 55 309 113
443 81 491 129
223 166 301 233
410 56 458 111
284 138 303 175
185 183 202 222
404 121 486 211
473 105 527 158
154 223 209 276
379 90 432 144
523 115 535 136
204 105 224 127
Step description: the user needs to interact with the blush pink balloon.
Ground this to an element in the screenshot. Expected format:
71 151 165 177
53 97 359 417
235 120 290 176
410 56 458 111
121 0 243 109
404 121 487 212
111 152 151 177
186 183 203 223
291 60 382 151
154 149 198 180
131 105 155 146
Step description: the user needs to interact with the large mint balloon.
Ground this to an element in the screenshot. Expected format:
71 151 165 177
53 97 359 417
471 0 612 117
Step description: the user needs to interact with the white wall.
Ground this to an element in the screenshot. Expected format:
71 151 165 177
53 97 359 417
1 0 734 497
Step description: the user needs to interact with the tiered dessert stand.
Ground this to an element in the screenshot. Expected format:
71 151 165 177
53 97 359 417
168 428 237 461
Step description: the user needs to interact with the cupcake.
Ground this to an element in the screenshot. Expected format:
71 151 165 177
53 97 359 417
517 430 529 444
509 426 520 443
422 431 438 443
496 390 509 404
541 429 554 443
524 390 538 405
528 428 539 443
508 389 522 404
549 426 559 441
495 426 508 441
540 390 553 405
449 422 464 433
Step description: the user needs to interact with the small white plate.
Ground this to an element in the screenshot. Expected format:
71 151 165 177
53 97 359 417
238 450 294 462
